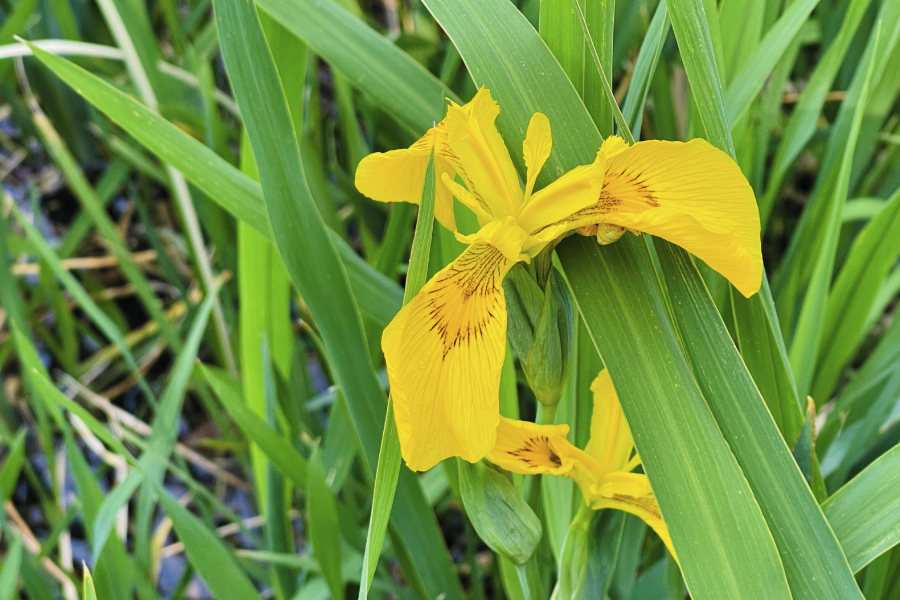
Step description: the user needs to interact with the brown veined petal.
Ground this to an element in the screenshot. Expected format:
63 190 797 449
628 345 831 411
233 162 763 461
590 472 677 561
585 369 637 475
355 121 459 231
485 417 575 476
446 88 523 218
383 219 528 472
557 138 763 297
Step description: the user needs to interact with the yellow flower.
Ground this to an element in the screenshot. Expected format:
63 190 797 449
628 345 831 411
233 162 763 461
356 87 761 472
486 369 676 559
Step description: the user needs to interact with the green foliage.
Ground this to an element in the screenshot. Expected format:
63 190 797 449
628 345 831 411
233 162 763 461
2 0 900 598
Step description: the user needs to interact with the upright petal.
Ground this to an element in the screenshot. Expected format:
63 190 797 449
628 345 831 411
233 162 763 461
554 138 763 297
591 472 677 561
486 417 575 476
517 150 605 235
522 113 552 200
446 88 523 217
355 122 459 231
585 369 636 475
383 219 527 472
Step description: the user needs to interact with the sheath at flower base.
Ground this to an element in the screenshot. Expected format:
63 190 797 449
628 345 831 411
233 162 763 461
486 369 676 559
355 87 762 472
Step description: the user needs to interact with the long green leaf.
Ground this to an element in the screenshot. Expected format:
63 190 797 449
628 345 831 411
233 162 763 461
421 0 792 597
824 442 900 572
200 364 309 486
152 482 260 599
788 25 877 402
254 0 456 134
655 240 863 599
724 0 821 126
21 42 403 328
92 284 219 558
213 2 463 598
359 146 436 597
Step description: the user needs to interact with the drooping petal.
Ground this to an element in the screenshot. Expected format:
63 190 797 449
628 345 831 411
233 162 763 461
446 88 523 218
383 218 528 472
591 472 676 561
522 113 552 200
585 369 636 475
355 122 459 231
517 150 605 236
553 138 763 297
485 417 575 476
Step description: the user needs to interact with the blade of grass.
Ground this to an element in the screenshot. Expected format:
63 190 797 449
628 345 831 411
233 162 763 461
813 187 900 401
10 205 155 402
20 42 403 327
359 144 436 598
308 446 344 600
824 442 900 572
621 0 669 136
569 0 634 143
91 283 219 559
759 0 873 226
151 482 260 599
422 1 792 597
28 99 182 351
655 239 864 600
254 0 456 135
724 0 821 127
200 363 308 487
213 1 463 597
788 24 877 402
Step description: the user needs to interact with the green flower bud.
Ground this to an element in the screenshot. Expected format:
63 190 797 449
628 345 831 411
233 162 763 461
504 265 574 407
458 460 542 565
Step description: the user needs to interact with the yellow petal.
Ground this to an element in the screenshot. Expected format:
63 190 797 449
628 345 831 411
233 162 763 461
517 150 606 235
591 472 677 561
355 123 459 231
446 88 523 217
485 417 575 476
522 113 552 200
554 139 763 297
383 219 526 471
441 173 494 227
599 135 629 159
585 369 637 475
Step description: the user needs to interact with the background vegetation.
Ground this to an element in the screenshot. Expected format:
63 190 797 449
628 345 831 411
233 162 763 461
1 0 899 598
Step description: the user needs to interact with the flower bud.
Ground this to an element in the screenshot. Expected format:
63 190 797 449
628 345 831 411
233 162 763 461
504 265 574 407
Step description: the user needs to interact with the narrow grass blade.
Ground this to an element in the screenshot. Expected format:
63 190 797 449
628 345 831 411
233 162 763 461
152 482 259 599
569 0 634 143
20 43 403 327
724 0 821 126
82 568 97 600
11 205 155 401
359 146 436 597
308 446 344 600
420 1 792 596
665 0 734 155
254 0 456 134
200 364 308 487
0 535 23 600
825 442 900 572
656 240 863 600
213 1 463 597
621 1 669 136
788 26 877 402
29 104 182 350
92 283 219 558
759 0 873 226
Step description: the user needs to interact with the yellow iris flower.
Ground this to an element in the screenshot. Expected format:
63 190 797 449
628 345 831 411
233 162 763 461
356 87 761 472
486 369 676 559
